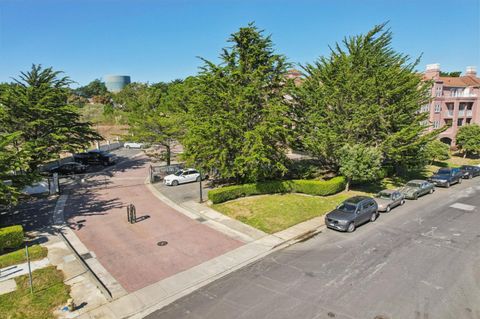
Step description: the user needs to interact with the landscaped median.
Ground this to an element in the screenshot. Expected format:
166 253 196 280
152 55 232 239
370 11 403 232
208 177 367 234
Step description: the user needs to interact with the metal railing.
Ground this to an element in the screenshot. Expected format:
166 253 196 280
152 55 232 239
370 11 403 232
58 231 113 300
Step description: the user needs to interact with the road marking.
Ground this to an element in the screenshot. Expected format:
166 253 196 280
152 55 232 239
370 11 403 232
449 203 476 211
420 280 443 290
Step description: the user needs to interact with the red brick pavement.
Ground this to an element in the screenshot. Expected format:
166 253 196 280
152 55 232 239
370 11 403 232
64 156 243 292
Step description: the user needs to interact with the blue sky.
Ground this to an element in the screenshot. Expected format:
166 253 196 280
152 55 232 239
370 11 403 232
0 0 479 86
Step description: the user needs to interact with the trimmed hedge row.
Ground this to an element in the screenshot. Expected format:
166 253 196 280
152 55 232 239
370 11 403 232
0 225 24 253
209 176 347 204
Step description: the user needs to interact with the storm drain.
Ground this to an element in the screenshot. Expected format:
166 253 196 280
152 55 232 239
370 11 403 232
157 241 168 246
195 217 207 223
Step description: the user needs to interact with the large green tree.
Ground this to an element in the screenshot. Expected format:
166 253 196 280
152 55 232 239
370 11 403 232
0 65 101 173
75 79 108 98
338 144 383 191
296 23 437 175
182 23 293 182
456 124 480 157
116 81 186 165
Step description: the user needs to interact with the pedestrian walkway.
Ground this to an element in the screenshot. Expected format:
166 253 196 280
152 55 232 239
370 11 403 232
63 155 243 293
0 257 50 282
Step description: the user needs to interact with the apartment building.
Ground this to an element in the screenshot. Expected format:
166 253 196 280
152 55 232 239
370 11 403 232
423 64 480 146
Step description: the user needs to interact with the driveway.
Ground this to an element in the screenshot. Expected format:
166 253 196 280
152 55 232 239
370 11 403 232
154 181 211 206
63 155 242 292
146 178 480 319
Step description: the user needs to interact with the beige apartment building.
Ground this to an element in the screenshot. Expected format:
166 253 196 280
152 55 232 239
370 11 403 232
423 64 480 146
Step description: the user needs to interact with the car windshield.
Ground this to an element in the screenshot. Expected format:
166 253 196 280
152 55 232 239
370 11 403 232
406 182 421 188
174 170 184 176
437 168 450 175
337 203 357 213
461 166 472 170
377 192 391 199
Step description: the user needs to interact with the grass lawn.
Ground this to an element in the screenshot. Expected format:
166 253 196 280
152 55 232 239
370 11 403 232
0 266 70 319
0 245 48 269
212 191 367 234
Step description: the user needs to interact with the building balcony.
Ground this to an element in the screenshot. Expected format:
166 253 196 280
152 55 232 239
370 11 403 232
444 111 454 117
443 93 477 98
466 110 473 117
458 110 465 116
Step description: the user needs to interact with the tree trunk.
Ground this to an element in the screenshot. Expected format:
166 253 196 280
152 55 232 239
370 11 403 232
345 178 350 192
463 151 467 158
166 145 171 166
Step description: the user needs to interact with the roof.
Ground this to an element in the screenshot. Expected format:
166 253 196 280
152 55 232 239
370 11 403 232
438 75 480 87
408 179 426 183
345 196 371 204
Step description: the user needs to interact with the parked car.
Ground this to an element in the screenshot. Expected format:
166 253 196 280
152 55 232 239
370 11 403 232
74 150 116 166
325 196 378 232
123 142 145 149
429 167 463 188
374 189 405 212
400 180 434 200
164 168 202 186
460 165 480 179
48 162 87 176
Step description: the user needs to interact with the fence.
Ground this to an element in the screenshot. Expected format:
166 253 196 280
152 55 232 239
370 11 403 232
149 164 184 183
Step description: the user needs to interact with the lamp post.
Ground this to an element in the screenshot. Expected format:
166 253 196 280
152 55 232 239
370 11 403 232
199 168 203 203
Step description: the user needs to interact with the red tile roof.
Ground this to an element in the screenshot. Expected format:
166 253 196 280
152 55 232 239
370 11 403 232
438 75 480 87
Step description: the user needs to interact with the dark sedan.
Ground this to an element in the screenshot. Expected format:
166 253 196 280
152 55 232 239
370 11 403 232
325 196 378 232
48 162 87 176
460 165 480 179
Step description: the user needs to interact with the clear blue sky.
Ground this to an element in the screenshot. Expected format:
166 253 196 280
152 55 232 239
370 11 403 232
0 0 479 86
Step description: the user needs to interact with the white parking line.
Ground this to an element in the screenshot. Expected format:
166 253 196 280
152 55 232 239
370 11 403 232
449 203 476 211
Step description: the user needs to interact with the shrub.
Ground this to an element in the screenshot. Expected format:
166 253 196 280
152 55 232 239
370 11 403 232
208 176 346 204
0 225 24 253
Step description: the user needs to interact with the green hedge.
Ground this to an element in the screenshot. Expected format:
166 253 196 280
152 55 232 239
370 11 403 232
209 176 346 204
0 225 24 253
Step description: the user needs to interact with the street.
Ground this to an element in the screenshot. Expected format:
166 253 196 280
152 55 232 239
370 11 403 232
146 178 480 319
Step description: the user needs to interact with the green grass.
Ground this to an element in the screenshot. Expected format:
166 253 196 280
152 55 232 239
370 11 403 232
0 245 48 269
0 266 70 319
212 191 367 234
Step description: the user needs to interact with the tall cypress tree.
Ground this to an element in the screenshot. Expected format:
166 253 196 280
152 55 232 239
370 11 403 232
183 23 293 182
296 23 437 174
0 65 101 173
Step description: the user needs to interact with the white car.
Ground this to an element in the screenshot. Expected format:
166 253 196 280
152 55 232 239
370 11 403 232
164 169 201 186
123 142 144 149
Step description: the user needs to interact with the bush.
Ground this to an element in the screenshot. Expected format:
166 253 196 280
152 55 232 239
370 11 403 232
0 225 24 253
208 177 346 204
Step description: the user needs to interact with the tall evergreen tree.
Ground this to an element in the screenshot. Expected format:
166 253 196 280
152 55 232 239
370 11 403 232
0 65 101 173
296 23 438 174
182 23 292 182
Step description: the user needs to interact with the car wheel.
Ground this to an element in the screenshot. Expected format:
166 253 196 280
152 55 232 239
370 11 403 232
196 176 201 182
414 193 418 200
172 180 179 186
126 145 130 149
446 182 450 188
400 199 405 205
429 188 434 194
385 205 391 213
370 212 378 222
347 222 355 233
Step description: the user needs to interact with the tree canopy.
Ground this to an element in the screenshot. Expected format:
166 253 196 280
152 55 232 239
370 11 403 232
182 23 293 182
295 23 438 175
0 64 101 173
456 124 480 157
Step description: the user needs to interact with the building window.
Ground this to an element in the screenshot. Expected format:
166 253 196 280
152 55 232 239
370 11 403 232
435 86 442 97
434 104 441 113
444 119 452 127
420 104 429 113
466 118 472 124
420 120 428 126
457 119 463 126
433 120 440 129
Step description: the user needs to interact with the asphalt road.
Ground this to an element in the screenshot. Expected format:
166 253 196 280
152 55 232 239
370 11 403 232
146 178 480 319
